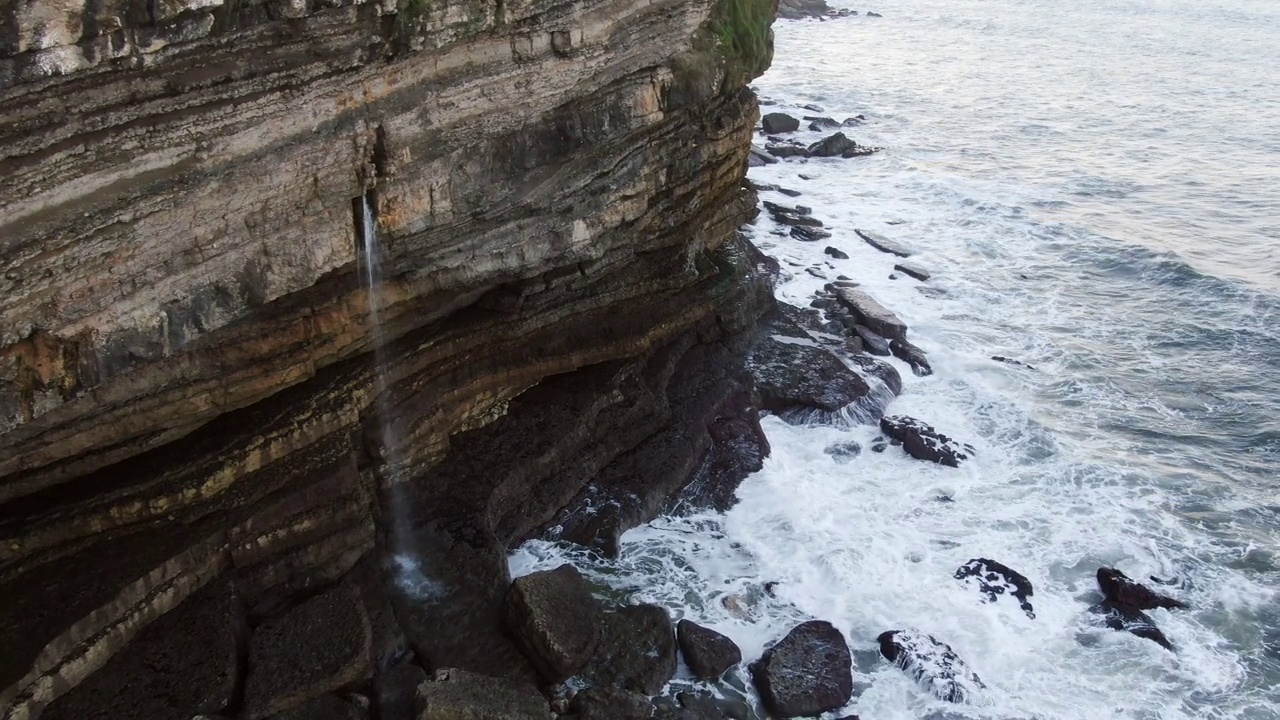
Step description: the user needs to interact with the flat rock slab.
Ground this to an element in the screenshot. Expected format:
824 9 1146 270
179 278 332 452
747 318 870 416
677 619 742 680
877 629 985 704
855 229 912 257
419 668 550 719
835 288 907 340
584 604 678 695
504 565 601 682
893 262 931 280
751 620 853 718
879 416 974 467
244 582 372 719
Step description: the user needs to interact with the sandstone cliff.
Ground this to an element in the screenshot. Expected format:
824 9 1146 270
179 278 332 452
0 0 786 715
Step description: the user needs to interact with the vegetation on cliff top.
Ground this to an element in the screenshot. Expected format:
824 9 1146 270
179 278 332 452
713 0 775 86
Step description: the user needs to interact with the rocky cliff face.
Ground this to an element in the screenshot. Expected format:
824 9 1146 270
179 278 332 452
0 0 781 715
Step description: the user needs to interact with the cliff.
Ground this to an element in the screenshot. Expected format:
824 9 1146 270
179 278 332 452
0 0 788 715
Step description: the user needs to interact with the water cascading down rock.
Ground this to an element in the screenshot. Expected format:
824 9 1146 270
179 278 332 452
0 0 795 715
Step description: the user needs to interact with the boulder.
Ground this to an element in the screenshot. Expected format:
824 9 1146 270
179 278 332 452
504 565 601 682
991 355 1035 370
747 320 870 416
243 582 372 720
763 201 823 227
375 663 428 720
418 668 551 719
877 630 984 703
747 147 777 167
791 226 832 242
807 132 857 158
1097 568 1188 611
879 416 974 467
854 229 912 257
677 619 742 680
570 687 654 720
761 113 801 134
585 604 678 695
834 288 907 340
893 262 931 280
750 621 853 718
841 115 866 126
854 325 891 356
889 338 932 376
824 246 849 259
954 559 1035 618
823 440 862 464
1088 602 1173 650
267 695 367 720
765 142 810 159
847 353 902 396
805 116 840 130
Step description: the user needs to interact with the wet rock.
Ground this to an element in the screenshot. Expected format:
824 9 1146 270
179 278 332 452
243 582 372 719
750 621 853 718
842 146 881 158
889 338 932 376
747 316 870 416
504 565 601 682
571 687 654 720
806 268 827 280
762 113 801 134
778 187 803 197
1088 602 1173 650
954 559 1035 618
764 201 823 227
1097 568 1189 611
893 262 931 280
823 440 862 463
866 11 882 16
854 229 912 257
776 0 833 19
805 116 841 130
807 132 857 158
585 604 677 695
847 354 902 396
678 619 742 680
748 147 778 167
268 695 367 720
917 285 948 298
375 663 428 720
991 355 1035 370
871 443 887 453
824 246 849 259
801 103 825 112
842 115 866 126
834 288 907 340
879 416 974 467
854 325 891 356
419 668 550 719
765 142 809 159
791 226 832 242
877 629 985 703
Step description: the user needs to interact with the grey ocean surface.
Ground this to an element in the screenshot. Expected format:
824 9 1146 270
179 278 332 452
511 1 1280 717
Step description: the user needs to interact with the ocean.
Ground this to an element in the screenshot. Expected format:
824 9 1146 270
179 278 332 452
511 0 1280 716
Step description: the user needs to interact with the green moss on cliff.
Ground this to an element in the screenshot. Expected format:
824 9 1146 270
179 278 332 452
712 0 775 87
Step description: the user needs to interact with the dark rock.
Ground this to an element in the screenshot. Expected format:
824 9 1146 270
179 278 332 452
847 353 902 396
762 113 801 134
268 695 367 720
888 274 899 280
807 132 857 158
877 629 985 703
916 286 948 298
823 440 862 463
778 187 802 197
854 325 891 356
841 116 866 126
879 416 975 467
807 119 840 131
871 443 887 453
750 621 853 718
585 604 677 695
243 582 372 720
776 0 832 19
890 338 932 376
991 355 1035 370
893 262 931 280
571 687 654 720
765 142 810 159
677 619 742 680
866 11 882 16
954 559 1035 618
1088 602 1173 650
716 697 752 720
419 668 551 719
375 663 428 720
795 205 812 215
1097 568 1188 611
801 103 824 112
763 201 823 227
799 173 816 180
747 313 869 417
824 246 849 259
834 288 907 340
841 146 880 158
504 565 601 682
791 226 832 242
854 229 912 257
676 690 723 719
748 147 778 167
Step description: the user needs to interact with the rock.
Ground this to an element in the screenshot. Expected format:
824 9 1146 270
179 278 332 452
751 621 853 718
866 11 882 16
747 323 869 416
917 285 948 298
504 565 601 682
823 440 862 463
243 583 372 720
854 229 913 257
762 113 801 134
893 262 931 280
842 146 881 158
1096 568 1188 611
677 619 742 680
847 354 903 396
747 147 778 167
871 443 887 453
791 226 832 242
879 416 974 467
763 201 823 227
778 187 803 197
808 119 840 132
375 663 428 720
776 0 833 19
1088 602 1173 650
807 132 857 158
877 629 985 703
765 142 810 159
841 115 866 126
570 687 654 720
419 668 551 719
268 695 368 720
954 559 1035 618
824 246 849 259
854 325 891 356
991 355 1035 370
834 288 908 340
889 338 932 376
585 604 677 695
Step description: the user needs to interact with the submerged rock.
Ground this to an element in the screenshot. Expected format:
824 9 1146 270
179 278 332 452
889 338 932 376
1088 601 1173 650
991 355 1035 370
854 229 913 257
954 558 1035 618
751 621 853 718
762 113 801 134
807 132 858 157
893 262 931 280
1097 567 1189 611
823 440 862 463
879 416 974 467
847 353 903 396
877 629 985 703
677 620 742 680
824 246 849 259
504 565 601 682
